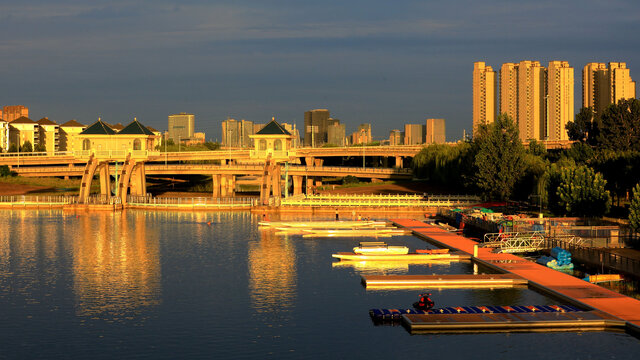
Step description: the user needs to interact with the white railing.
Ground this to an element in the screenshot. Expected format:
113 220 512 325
127 196 256 208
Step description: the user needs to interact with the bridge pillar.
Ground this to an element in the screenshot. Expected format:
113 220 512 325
306 177 314 194
314 158 324 167
221 175 229 197
395 156 403 168
271 166 281 199
99 164 111 200
227 175 236 197
292 176 303 195
129 163 147 196
305 156 315 167
315 179 322 188
212 174 221 198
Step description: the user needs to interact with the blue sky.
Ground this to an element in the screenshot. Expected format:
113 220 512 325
2 0 639 141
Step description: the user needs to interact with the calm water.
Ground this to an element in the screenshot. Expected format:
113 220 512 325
1 209 639 360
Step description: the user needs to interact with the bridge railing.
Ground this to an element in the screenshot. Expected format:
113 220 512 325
0 151 74 157
0 195 79 204
127 196 256 207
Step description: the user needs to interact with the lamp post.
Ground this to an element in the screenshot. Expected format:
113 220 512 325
164 131 167 168
361 129 365 169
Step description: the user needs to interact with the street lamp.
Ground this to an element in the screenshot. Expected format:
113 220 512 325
361 129 365 169
164 130 168 168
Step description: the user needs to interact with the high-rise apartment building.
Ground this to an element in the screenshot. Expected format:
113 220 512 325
583 62 636 116
425 118 446 144
499 63 519 122
404 124 424 145
547 61 574 141
168 113 195 141
472 62 496 136
517 61 546 141
3 105 29 122
304 109 330 147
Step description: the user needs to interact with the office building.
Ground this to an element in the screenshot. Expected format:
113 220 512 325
3 105 29 123
425 118 446 144
583 62 636 116
404 124 424 145
168 113 195 141
547 61 574 141
222 118 254 148
304 109 330 147
327 122 346 146
389 129 403 146
472 62 496 136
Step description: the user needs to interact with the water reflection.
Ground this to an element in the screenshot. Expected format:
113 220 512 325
72 212 161 321
249 230 297 312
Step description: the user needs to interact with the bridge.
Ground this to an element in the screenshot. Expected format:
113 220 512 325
0 145 424 205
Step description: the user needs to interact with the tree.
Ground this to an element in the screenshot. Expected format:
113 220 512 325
566 107 598 144
527 139 546 157
203 141 220 150
542 158 576 215
0 165 16 177
411 142 474 191
8 144 18 153
21 141 33 152
556 165 611 217
472 114 526 200
594 98 640 151
34 143 46 152
630 183 640 233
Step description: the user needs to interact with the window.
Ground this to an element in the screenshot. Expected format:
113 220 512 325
133 139 141 150
259 139 267 151
82 139 91 150
274 139 282 151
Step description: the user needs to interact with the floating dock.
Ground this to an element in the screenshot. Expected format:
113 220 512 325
391 219 640 335
362 274 528 289
333 251 470 261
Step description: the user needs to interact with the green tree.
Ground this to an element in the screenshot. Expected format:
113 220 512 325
0 165 16 177
630 183 640 233
542 158 576 215
527 139 546 157
204 141 220 150
594 98 640 151
472 114 526 200
8 144 18 153
411 142 474 191
556 165 611 217
21 141 33 152
566 107 598 144
34 143 46 152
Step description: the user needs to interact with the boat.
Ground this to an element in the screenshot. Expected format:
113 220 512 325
583 274 623 283
259 220 386 229
415 249 450 254
353 242 409 255
301 228 407 238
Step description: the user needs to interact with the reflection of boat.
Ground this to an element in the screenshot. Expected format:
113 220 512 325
583 274 623 283
353 242 409 255
331 261 410 273
332 251 470 261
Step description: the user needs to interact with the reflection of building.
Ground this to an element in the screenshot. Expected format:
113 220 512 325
249 229 296 312
473 62 496 136
168 113 195 141
73 213 161 318
583 62 636 116
425 118 446 144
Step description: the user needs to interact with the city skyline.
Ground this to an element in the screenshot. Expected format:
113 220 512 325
1 1 639 141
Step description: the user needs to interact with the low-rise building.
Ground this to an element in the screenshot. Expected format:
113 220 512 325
0 120 8 151
36 117 60 153
77 118 157 155
59 120 86 152
8 116 39 151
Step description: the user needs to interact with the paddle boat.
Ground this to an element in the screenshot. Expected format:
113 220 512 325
352 242 409 255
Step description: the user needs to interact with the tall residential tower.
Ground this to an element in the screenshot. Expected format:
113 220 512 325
472 62 496 136
583 62 636 116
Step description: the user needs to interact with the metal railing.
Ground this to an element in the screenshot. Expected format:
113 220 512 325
0 195 78 204
482 231 546 253
127 196 256 208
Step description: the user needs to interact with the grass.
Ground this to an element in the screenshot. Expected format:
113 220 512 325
0 175 81 189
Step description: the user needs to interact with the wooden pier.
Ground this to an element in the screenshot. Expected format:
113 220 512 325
362 274 528 289
392 219 640 335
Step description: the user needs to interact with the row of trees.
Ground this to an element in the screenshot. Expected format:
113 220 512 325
412 99 640 221
3 141 47 153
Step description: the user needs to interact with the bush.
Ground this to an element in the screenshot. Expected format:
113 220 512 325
342 175 359 185
0 165 16 177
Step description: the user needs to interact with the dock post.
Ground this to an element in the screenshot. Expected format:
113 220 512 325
473 244 478 257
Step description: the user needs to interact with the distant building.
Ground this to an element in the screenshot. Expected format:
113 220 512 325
0 120 8 151
222 118 254 147
473 62 496 136
8 116 39 150
404 124 424 145
280 123 300 148
3 105 29 123
249 118 295 160
425 118 446 144
389 129 403 146
36 117 60 153
547 61 574 141
304 109 330 147
583 62 636 117
168 113 195 141
78 118 157 152
59 120 86 152
327 121 346 146
350 124 372 145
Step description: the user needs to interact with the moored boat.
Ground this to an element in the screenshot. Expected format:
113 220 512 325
353 242 409 255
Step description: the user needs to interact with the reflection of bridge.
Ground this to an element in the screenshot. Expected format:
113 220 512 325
0 146 423 204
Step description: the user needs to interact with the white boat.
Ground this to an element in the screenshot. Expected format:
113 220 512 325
353 242 409 255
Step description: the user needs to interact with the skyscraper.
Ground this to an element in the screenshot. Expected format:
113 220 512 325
547 61 574 141
389 129 403 145
404 124 424 145
327 122 346 146
583 62 636 116
472 62 496 136
221 118 254 147
517 61 546 141
303 109 330 147
168 113 195 141
499 63 519 122
425 118 446 144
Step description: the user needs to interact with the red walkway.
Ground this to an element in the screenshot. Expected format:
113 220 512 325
392 219 640 331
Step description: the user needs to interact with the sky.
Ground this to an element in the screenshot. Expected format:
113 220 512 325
2 0 640 142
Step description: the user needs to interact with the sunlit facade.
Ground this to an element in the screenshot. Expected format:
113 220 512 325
547 61 574 141
472 62 496 136
583 62 636 116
